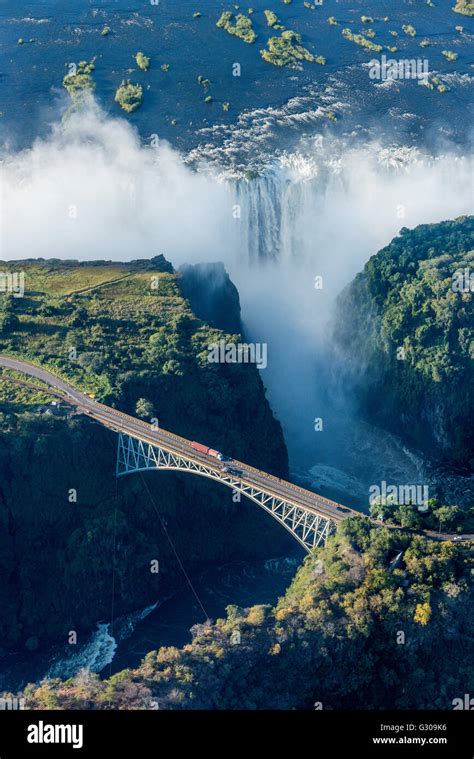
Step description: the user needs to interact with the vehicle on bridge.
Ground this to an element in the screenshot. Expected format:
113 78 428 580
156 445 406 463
222 466 243 477
191 441 231 462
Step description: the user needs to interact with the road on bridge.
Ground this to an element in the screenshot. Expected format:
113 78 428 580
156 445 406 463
0 355 472 544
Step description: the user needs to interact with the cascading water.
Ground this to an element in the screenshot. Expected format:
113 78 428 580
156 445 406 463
220 145 474 510
2 106 473 690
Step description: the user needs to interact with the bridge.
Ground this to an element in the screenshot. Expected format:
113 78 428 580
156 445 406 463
0 356 471 551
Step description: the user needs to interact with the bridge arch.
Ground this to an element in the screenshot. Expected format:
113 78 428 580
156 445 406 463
116 433 335 552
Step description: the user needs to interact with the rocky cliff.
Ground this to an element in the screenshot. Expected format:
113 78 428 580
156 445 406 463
332 216 474 469
0 257 290 651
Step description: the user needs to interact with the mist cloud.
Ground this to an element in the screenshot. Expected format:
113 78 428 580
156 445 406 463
1 104 232 264
1 102 473 485
1 103 472 284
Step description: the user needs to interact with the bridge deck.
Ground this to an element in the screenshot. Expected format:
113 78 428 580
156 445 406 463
0 355 357 522
1 356 471 545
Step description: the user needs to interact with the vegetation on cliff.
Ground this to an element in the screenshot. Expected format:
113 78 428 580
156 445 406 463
333 217 474 469
21 520 473 709
370 496 474 534
0 257 289 650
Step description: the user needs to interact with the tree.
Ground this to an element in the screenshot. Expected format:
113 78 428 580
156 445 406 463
70 306 88 327
77 352 104 373
394 504 422 529
414 601 431 626
135 398 154 419
369 499 393 522
431 505 460 531
0 312 19 332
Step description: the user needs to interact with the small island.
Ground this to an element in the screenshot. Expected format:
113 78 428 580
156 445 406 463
135 52 150 71
264 10 285 30
453 0 474 16
63 59 96 103
114 80 143 113
216 11 257 43
261 30 325 68
342 28 383 53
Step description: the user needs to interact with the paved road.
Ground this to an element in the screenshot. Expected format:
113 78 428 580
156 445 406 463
0 355 472 543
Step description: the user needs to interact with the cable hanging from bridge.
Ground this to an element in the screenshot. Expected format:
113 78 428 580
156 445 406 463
137 471 211 624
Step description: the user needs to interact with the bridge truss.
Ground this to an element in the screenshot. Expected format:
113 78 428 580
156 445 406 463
116 433 335 552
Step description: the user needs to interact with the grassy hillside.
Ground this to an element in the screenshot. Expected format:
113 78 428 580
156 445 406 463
0 255 287 462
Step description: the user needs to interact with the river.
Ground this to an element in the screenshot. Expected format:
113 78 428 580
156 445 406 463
0 0 472 694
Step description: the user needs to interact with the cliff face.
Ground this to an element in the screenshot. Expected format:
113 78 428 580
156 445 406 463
178 262 242 334
0 258 290 651
332 217 474 469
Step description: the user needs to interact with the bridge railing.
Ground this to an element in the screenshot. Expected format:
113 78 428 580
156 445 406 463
0 356 360 520
105 404 359 518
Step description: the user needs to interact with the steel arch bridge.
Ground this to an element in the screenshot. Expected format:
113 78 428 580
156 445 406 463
116 433 335 552
0 356 469 557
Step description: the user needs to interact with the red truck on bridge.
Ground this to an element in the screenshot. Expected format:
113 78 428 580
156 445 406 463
191 441 231 462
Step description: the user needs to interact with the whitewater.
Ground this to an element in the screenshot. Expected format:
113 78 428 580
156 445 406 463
1 101 473 687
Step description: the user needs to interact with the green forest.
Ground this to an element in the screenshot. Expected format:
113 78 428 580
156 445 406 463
0 256 290 651
0 227 472 710
22 519 474 710
333 216 474 469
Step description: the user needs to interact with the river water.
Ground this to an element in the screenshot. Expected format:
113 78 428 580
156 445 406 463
0 0 472 692
0 396 428 692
